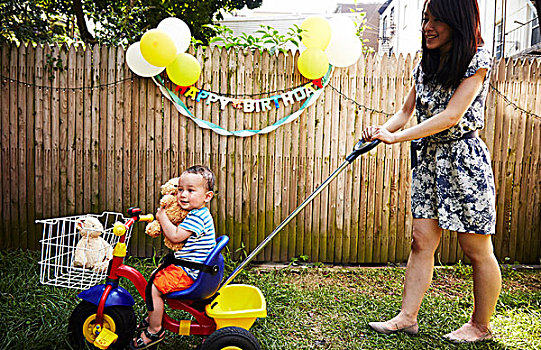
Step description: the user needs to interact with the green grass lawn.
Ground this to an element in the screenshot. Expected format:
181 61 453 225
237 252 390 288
0 250 539 349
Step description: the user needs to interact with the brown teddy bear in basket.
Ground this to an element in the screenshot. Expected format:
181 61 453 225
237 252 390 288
145 177 189 250
73 216 113 273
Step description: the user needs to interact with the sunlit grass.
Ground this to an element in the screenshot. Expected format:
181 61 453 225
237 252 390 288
1 250 539 349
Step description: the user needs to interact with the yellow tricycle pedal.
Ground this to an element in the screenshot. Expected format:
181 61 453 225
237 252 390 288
93 327 118 349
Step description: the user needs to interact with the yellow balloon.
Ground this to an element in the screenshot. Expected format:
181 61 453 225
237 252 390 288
140 29 177 67
166 53 202 86
300 16 332 50
297 48 329 80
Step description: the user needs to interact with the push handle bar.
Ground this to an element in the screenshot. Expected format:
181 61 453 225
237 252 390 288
220 138 381 289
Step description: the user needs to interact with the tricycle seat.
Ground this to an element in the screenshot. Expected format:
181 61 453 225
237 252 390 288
166 235 229 301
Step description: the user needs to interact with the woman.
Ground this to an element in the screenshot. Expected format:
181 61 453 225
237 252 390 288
363 0 501 343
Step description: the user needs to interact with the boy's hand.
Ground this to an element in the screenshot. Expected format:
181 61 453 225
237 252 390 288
156 207 168 223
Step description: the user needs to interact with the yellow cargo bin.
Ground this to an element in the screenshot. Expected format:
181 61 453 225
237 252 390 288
205 284 267 330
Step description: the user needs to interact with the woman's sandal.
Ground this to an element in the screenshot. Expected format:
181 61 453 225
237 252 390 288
129 328 165 350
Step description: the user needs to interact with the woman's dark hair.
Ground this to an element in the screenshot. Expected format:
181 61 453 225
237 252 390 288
421 0 484 88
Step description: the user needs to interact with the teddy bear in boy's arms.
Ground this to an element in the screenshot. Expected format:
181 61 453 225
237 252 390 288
145 177 189 250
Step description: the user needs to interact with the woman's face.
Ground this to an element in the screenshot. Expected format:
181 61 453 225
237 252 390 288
422 8 453 54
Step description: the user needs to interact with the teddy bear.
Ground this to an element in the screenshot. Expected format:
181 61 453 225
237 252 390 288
72 216 113 273
145 177 189 251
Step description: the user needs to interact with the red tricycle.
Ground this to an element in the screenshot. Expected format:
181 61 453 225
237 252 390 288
38 208 266 349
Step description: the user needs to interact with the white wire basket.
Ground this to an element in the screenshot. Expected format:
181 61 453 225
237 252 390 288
37 211 133 290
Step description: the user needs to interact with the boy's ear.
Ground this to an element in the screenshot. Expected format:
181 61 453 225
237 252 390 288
204 191 214 203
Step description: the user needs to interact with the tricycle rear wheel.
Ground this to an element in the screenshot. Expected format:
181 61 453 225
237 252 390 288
68 300 136 349
201 326 260 350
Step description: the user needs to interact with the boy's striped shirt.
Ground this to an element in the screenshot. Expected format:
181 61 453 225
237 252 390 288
174 207 216 279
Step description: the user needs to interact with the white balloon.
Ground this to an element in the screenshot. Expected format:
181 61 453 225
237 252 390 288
328 15 357 35
326 33 363 67
126 42 165 77
157 17 192 54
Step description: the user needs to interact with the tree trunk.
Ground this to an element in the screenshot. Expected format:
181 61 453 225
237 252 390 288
72 0 97 44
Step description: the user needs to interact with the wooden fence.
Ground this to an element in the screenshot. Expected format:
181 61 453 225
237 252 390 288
0 43 539 264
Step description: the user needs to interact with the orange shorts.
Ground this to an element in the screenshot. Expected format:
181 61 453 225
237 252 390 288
153 265 194 294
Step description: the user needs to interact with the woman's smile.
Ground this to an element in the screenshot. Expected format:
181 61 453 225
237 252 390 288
423 9 453 54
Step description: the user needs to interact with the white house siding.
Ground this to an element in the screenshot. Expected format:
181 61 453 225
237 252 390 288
494 0 540 57
377 0 539 58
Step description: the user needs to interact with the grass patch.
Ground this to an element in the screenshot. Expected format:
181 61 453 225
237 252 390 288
1 250 539 349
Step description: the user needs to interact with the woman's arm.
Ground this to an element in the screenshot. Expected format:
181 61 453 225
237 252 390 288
156 208 192 243
373 68 487 144
362 85 416 141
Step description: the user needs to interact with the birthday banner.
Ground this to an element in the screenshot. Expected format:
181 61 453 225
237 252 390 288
152 66 333 137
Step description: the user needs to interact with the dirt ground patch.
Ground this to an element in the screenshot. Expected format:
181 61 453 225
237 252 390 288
253 265 541 300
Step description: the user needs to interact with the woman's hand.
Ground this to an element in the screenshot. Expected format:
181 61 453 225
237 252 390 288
362 126 398 144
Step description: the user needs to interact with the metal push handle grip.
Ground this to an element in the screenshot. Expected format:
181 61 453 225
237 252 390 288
346 139 381 162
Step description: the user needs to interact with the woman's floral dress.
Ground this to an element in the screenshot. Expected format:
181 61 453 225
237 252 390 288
411 47 496 234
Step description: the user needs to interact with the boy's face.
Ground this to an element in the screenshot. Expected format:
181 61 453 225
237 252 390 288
177 173 213 211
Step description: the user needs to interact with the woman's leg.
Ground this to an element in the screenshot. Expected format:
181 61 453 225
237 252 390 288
445 233 501 341
370 218 442 330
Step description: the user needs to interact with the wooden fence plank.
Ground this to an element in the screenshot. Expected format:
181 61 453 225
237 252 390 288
288 51 300 261
352 56 366 262
319 55 333 263
527 77 541 262
343 61 358 263
309 58 325 262
330 66 343 263
509 61 530 261
98 46 107 212
271 52 285 261
302 52 316 261
217 48 228 256
74 45 84 214
55 44 65 217
9 44 19 249
115 46 125 214
66 45 77 214
237 49 248 257
258 50 270 261
17 44 28 249
387 54 401 263
380 54 393 263
83 45 92 214
33 44 44 226
1 45 12 246
26 44 36 249
281 50 295 261
90 44 100 214
232 49 244 259
243 49 255 253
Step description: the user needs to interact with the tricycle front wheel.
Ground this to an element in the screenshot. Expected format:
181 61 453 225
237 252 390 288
68 300 136 349
201 326 260 350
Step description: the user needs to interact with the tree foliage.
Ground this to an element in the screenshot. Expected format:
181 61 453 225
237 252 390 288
0 0 262 45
